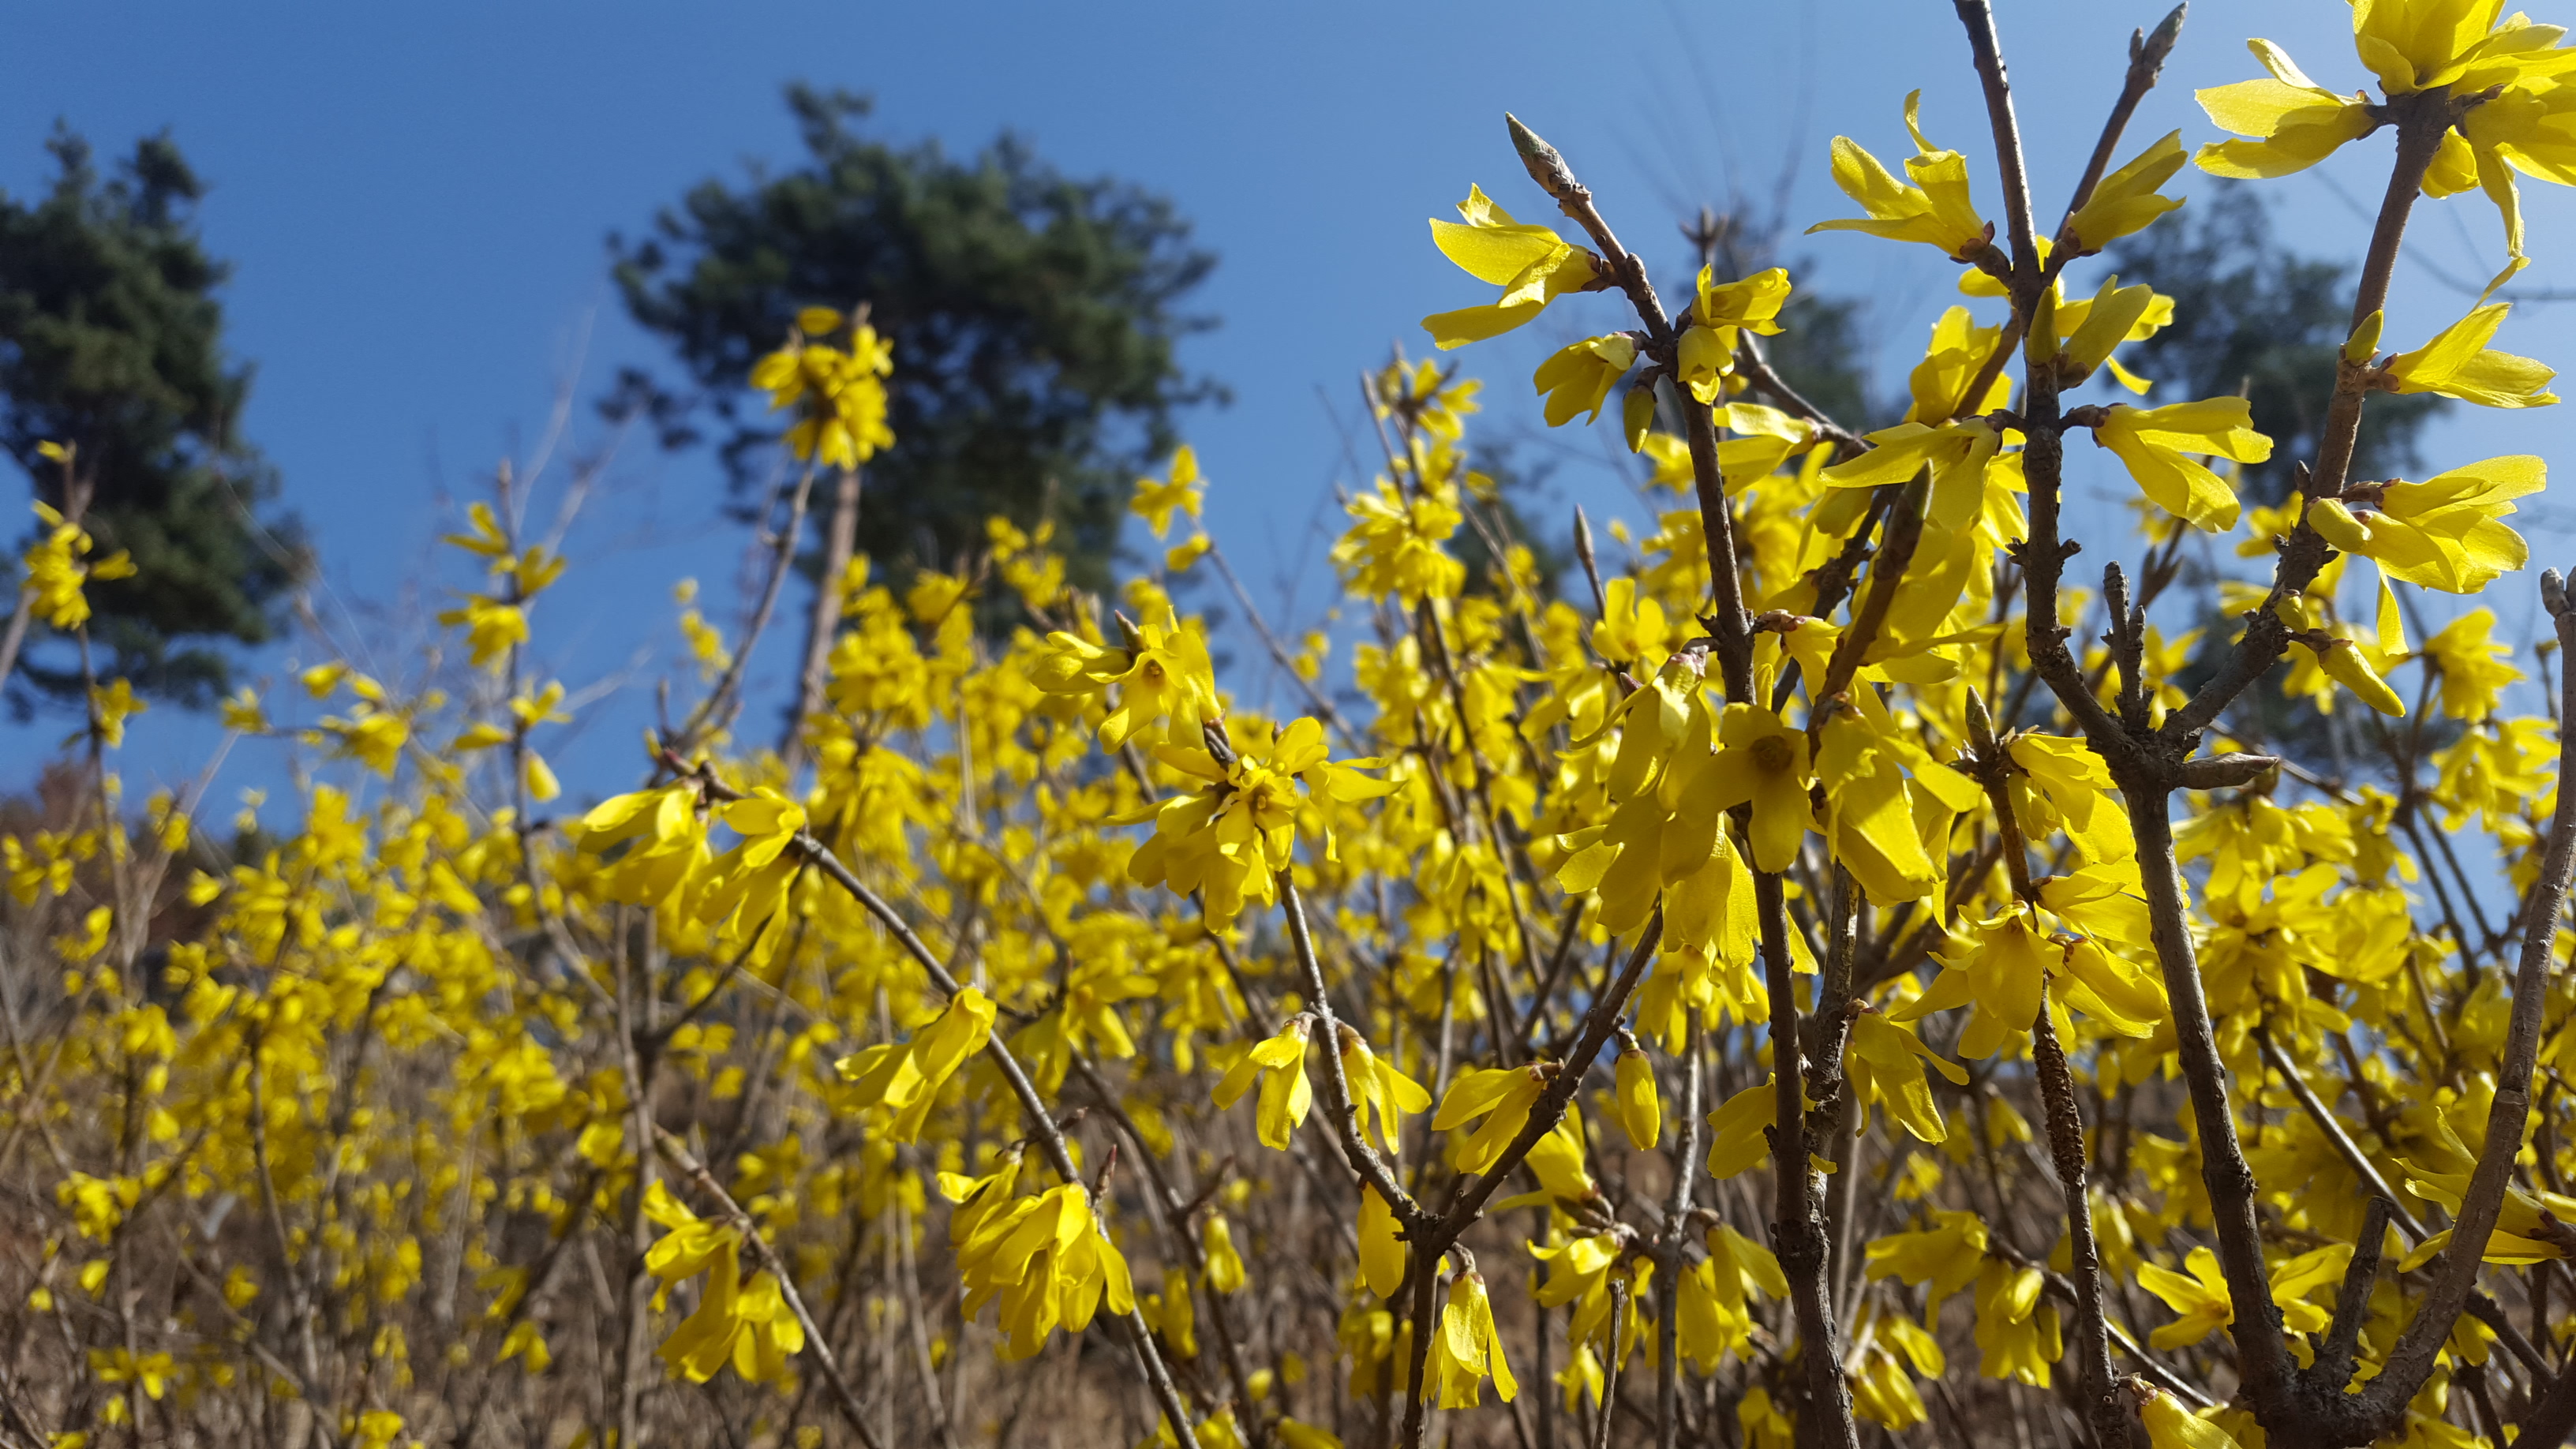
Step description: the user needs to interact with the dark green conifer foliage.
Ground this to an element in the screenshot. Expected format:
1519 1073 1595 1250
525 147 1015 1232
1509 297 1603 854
0 127 304 708
610 86 1219 595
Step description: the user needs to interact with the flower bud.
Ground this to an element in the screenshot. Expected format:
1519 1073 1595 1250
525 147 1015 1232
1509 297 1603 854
2308 496 2375 554
1613 1046 1662 1151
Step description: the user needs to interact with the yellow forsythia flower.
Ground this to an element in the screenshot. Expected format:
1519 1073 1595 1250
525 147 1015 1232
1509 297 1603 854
1428 1268 1518 1409
836 987 999 1142
1434 1063 1548 1174
1213 1019 1313 1150
1612 1045 1660 1151
1420 184 1597 350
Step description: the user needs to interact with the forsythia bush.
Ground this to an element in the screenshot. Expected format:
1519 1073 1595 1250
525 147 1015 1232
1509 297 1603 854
12 6 2576 1448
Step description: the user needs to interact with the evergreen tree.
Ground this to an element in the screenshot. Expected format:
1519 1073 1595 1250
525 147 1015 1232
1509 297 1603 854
609 86 1219 599
0 127 304 709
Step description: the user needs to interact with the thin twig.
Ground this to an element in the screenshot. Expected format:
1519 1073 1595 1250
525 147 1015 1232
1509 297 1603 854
655 1129 888 1449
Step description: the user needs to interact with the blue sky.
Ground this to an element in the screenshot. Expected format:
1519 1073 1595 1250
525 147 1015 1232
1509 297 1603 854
6 0 2571 812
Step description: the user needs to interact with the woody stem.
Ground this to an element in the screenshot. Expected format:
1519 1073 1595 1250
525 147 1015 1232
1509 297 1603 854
2166 92 2450 743
672 756 1204 1449
1974 723 2123 1449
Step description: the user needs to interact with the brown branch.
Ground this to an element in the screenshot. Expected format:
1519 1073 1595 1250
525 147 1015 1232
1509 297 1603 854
2346 571 2576 1428
1655 1017 1703 1449
1517 896 1590 1049
2055 5 2188 236
0 587 36 700
1503 114 1857 1449
1969 698 2123 1449
2032 996 2125 1449
1391 908 1663 1449
2256 1032 2552 1380
672 461 818 755
782 462 861 766
2164 90 2454 742
1953 0 2041 280
655 1128 888 1449
1595 1273 1631 1449
1758 862 1857 1449
1398 1246 1446 1449
1733 333 1866 455
1810 478 1926 730
2126 784 2300 1415
1279 874 1432 1229
1073 1057 1271 1448
1503 114 1754 700
665 756 1205 1449
2518 1361 2576 1449
2314 1194 2392 1395
1437 908 1663 1239
1945 1 2310 1420
2256 1032 2423 1236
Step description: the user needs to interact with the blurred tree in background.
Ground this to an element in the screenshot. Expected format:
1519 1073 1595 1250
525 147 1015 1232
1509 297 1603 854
2109 182 2443 505
0 127 305 710
609 85 1221 605
2105 185 2451 766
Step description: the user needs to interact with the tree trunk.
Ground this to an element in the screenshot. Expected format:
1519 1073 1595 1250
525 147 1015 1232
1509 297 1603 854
783 465 861 765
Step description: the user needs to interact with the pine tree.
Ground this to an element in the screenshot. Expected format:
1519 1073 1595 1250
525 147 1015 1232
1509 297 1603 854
0 126 305 710
609 86 1219 605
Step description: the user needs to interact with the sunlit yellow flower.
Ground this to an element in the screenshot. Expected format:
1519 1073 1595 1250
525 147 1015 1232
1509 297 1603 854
1705 1078 1777 1180
1428 1268 1518 1408
2139 1245 2234 1350
751 313 895 468
1810 92 1992 260
2312 454 2539 593
21 502 136 631
956 1181 1136 1361
1971 1257 2060 1386
320 705 410 778
1820 417 2003 532
836 987 998 1141
87 679 144 748
1339 1024 1431 1156
1203 1214 1247 1294
437 595 528 670
1865 1211 1989 1304
1331 479 1468 606
1214 1018 1313 1149
1692 703 1814 874
1357 1185 1406 1297
2089 399 2272 531
1435 1063 1550 1174
1421 185 1599 348
1845 1011 1968 1143
575 783 711 910
2380 303 2559 407
2064 132 2186 253
1132 445 1205 537
2353 0 2524 95
1676 266 1792 402
2194 40 2375 179
1612 1044 1660 1150
2140 1385 2244 1449
1029 602 1220 750
1533 334 1637 426
695 787 808 942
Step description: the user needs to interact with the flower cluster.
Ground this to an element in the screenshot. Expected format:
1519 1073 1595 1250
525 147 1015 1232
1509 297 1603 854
11 8 2576 1449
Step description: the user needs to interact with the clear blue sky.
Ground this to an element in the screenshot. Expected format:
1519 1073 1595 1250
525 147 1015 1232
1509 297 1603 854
6 0 2569 811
